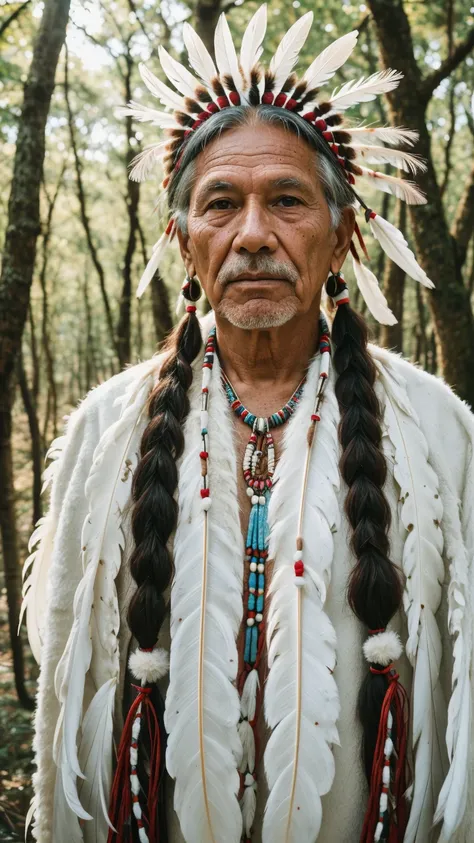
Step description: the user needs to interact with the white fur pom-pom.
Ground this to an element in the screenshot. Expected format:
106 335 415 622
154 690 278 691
129 647 169 683
363 630 402 666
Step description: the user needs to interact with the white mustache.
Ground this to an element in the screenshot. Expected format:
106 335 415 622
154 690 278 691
217 256 298 287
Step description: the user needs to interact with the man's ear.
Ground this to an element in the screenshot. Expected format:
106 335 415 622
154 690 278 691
330 206 355 275
177 227 195 278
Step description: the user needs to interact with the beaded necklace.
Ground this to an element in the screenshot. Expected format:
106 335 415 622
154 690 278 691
198 317 331 842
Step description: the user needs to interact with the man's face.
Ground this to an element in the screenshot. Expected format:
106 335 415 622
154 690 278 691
178 120 354 330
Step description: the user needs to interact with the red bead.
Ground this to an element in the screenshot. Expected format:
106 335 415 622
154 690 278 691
186 305 196 313
248 610 256 618
200 488 210 498
262 92 274 104
322 131 333 141
285 98 297 110
274 93 287 107
184 129 192 139
217 95 230 109
311 414 320 422
294 561 304 575
200 451 208 459
207 102 219 114
315 118 327 131
229 91 240 105
302 111 315 121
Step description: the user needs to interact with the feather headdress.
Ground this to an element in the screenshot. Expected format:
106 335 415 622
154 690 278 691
117 4 432 324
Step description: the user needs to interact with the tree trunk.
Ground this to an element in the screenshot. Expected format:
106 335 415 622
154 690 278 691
367 0 474 404
451 160 474 272
17 354 43 528
0 0 70 708
193 0 222 57
379 201 406 352
116 53 139 369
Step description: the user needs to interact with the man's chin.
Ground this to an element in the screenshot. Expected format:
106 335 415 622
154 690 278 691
216 297 299 330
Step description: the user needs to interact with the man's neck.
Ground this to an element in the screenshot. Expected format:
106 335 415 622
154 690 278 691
214 301 322 416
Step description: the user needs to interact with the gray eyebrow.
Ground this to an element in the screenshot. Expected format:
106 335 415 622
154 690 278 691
270 177 306 189
196 175 311 201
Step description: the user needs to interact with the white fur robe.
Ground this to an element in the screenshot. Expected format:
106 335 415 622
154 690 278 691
24 316 474 843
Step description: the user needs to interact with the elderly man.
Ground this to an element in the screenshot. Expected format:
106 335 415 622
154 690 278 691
25 7 474 843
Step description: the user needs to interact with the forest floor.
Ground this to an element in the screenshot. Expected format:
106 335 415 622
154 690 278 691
0 586 37 842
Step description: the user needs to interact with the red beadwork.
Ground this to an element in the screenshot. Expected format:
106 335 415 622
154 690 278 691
262 92 274 104
229 91 240 105
294 561 304 576
285 98 297 110
311 414 320 422
200 451 209 459
274 93 287 107
200 489 210 498
302 110 315 121
315 118 327 130
207 102 219 114
322 130 333 141
186 305 196 313
217 95 230 108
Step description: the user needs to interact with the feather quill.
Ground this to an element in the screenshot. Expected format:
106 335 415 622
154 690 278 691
239 5 267 82
138 63 184 111
158 45 202 99
375 359 448 842
263 355 341 843
53 377 152 823
78 678 117 842
369 213 433 287
352 255 397 325
269 12 313 96
128 142 168 183
302 31 358 91
347 125 418 147
214 12 245 99
351 143 426 174
329 69 403 110
115 101 179 128
165 353 244 843
357 166 426 204
183 22 217 86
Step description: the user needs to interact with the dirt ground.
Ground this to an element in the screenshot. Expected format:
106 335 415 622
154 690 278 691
0 587 37 842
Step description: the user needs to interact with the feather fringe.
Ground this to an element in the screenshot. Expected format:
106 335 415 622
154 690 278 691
329 69 403 110
357 166 426 204
183 22 217 86
138 63 185 111
263 355 341 843
165 353 244 843
53 376 152 825
302 30 358 92
351 144 426 174
128 141 168 183
352 255 397 325
136 224 174 298
347 126 419 147
239 5 267 82
158 45 203 99
369 213 433 287
115 101 180 128
214 12 245 99
375 358 448 842
77 678 117 841
269 12 313 95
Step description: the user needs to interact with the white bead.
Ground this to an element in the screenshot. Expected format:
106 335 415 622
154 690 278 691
382 765 390 786
380 792 388 813
130 747 138 766
131 773 140 795
374 821 384 842
244 773 255 787
258 496 266 505
250 562 257 572
202 368 211 389
251 495 259 505
294 576 306 588
258 588 264 595
201 497 212 511
255 613 263 622
384 737 393 756
249 587 256 594
257 563 264 573
294 550 303 561
133 802 142 819
138 828 149 843
200 410 209 429
246 487 253 497
247 617 255 626
132 719 141 740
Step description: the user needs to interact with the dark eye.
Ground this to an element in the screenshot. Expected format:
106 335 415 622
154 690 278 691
208 199 234 210
276 195 302 207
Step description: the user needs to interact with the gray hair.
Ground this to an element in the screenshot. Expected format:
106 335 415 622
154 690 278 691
168 105 354 234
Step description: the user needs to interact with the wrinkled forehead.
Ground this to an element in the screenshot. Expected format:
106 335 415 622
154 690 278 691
190 121 324 201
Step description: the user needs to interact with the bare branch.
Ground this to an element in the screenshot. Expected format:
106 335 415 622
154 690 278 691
0 0 31 39
421 29 474 102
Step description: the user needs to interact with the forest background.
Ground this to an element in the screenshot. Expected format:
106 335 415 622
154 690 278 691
1 0 474 838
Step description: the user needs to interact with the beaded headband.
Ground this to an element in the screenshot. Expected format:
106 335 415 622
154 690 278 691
118 4 434 324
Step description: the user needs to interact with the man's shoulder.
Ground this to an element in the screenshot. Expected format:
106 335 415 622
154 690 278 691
370 344 474 470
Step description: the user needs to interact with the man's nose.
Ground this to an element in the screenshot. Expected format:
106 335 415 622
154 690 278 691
232 200 278 254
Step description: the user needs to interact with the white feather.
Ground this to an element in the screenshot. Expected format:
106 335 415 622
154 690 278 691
183 22 217 86
136 227 173 298
128 142 168 183
369 213 434 287
52 770 83 842
263 355 341 843
165 353 244 843
351 143 426 174
238 720 256 774
77 678 117 842
115 101 180 128
214 12 245 99
329 69 403 110
158 45 202 99
240 668 259 720
53 377 152 823
138 63 184 111
302 31 358 91
241 778 257 836
239 5 267 81
357 166 426 204
376 360 448 843
352 256 397 325
269 12 313 95
348 125 419 147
